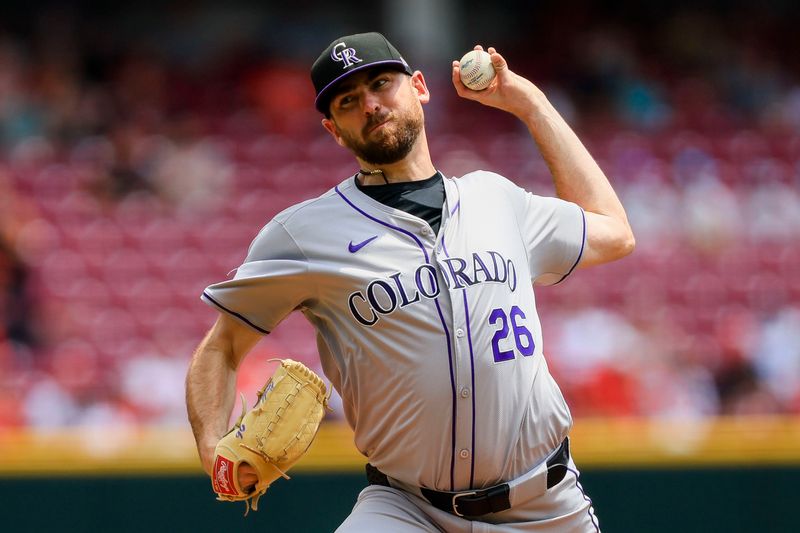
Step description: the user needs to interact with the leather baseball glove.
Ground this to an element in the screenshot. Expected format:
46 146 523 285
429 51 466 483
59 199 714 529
211 359 330 514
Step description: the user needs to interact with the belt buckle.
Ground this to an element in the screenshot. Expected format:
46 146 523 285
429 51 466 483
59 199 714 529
451 491 477 517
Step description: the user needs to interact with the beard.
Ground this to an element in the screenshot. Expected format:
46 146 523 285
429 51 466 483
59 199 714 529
336 105 424 166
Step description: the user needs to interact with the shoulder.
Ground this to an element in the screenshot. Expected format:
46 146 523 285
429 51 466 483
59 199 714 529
451 170 579 217
452 170 523 196
247 179 350 258
273 185 342 226
270 177 358 234
451 170 530 203
453 170 512 187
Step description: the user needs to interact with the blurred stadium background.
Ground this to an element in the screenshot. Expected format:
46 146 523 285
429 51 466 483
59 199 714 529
0 0 798 531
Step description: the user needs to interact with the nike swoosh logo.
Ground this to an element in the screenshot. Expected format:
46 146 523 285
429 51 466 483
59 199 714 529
348 235 378 253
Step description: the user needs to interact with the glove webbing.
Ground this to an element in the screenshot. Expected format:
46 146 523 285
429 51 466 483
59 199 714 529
240 379 320 514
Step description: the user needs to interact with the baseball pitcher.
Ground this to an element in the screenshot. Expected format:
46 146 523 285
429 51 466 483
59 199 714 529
186 32 634 532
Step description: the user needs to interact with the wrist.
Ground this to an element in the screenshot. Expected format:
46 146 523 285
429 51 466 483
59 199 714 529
198 438 219 475
514 85 550 124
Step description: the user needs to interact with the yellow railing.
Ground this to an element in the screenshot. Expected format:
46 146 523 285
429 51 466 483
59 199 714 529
569 416 800 467
1 416 799 476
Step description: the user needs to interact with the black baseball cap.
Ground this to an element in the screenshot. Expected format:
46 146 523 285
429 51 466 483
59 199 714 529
311 32 413 114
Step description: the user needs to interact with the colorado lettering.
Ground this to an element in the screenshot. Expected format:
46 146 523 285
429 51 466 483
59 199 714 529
440 252 517 291
348 252 517 326
348 264 440 326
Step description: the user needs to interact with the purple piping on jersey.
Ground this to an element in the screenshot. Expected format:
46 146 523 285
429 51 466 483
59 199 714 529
335 184 458 490
336 184 429 261
554 207 587 285
449 200 460 215
202 291 270 335
567 466 600 532
440 238 477 489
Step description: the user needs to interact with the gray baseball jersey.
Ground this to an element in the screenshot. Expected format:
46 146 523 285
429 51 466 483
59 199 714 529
202 170 585 493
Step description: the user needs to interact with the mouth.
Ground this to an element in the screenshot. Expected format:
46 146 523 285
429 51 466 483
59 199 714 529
366 118 391 135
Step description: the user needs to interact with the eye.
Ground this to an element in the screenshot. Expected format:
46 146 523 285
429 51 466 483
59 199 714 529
337 94 355 109
372 78 389 89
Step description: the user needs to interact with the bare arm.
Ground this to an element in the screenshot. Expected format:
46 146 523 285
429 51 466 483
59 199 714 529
452 46 635 267
185 313 263 475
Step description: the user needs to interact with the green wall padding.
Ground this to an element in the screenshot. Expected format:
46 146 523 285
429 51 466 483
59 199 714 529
0 467 795 532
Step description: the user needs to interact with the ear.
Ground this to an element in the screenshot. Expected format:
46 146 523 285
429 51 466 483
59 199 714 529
410 71 430 104
321 118 346 147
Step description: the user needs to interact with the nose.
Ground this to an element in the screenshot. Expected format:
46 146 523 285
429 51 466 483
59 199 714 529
362 91 381 115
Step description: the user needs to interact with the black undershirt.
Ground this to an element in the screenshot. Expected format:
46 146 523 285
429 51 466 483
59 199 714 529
355 171 445 234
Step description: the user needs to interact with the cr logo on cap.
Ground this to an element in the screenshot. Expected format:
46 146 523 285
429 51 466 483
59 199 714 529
331 42 362 69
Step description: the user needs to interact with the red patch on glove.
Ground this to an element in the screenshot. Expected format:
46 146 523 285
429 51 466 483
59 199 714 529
212 455 239 496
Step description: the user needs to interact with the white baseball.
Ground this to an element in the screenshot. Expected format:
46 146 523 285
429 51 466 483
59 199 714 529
459 50 496 91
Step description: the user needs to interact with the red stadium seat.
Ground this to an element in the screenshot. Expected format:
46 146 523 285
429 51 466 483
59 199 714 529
38 249 89 298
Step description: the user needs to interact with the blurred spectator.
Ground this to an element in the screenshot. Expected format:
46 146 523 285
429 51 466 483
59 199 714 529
754 307 800 412
120 349 190 426
680 166 741 254
78 127 156 201
0 237 38 356
745 174 800 241
149 113 233 212
638 354 720 419
245 63 318 136
0 173 42 366
547 300 644 416
22 376 79 427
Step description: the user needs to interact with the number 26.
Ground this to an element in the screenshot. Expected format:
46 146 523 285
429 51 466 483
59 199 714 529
488 306 535 362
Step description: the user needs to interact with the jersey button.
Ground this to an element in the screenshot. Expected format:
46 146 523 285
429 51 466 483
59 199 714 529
421 227 432 236
459 449 470 459
456 328 465 338
460 388 470 399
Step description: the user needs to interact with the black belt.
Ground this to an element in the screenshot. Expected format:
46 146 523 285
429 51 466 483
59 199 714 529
365 437 570 519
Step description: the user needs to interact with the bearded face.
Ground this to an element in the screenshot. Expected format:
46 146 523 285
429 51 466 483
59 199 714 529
333 98 424 166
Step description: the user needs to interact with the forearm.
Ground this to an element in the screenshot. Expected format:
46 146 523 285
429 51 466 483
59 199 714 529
185 331 240 474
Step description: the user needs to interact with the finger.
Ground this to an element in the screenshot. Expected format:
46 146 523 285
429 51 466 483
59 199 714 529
451 65 477 100
451 63 461 86
473 44 484 51
487 46 497 54
489 51 508 71
238 463 258 491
